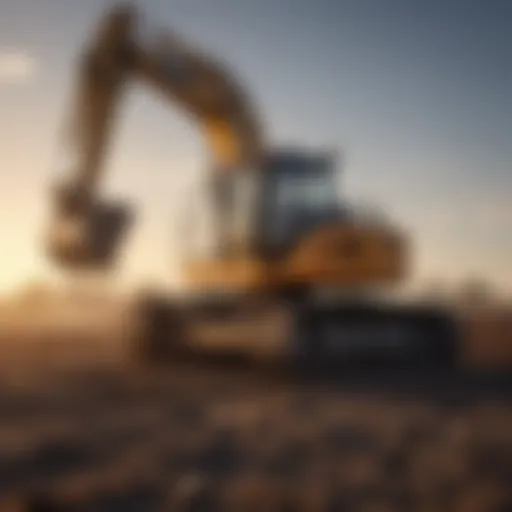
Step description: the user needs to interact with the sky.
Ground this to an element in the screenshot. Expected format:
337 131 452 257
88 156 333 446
0 0 511 295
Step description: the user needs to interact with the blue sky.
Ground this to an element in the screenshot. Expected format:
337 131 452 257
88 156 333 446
0 0 510 294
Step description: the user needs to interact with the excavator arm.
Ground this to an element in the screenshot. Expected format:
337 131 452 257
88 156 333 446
137 33 262 172
48 4 263 270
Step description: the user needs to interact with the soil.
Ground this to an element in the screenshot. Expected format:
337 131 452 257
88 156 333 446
0 350 510 512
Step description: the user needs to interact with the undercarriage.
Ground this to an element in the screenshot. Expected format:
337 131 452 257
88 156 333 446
130 291 460 373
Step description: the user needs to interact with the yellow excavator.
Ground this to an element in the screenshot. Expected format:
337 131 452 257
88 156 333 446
46 4 458 368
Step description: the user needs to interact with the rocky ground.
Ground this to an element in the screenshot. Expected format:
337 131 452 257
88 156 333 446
0 354 510 512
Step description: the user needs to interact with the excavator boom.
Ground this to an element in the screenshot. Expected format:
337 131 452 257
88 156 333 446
67 5 263 187
49 4 263 269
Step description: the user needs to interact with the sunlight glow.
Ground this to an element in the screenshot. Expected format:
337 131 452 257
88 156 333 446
0 50 37 84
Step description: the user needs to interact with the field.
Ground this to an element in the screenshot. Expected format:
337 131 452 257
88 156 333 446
0 360 510 510
0 304 511 511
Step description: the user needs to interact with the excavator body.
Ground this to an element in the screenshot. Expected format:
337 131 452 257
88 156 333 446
183 149 405 293
46 4 460 371
132 149 458 370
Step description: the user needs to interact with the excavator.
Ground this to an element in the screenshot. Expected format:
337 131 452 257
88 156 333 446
46 4 459 369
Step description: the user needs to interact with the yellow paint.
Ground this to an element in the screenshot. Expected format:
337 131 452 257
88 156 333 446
183 222 407 292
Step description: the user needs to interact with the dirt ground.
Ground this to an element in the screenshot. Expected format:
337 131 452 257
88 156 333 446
0 349 510 512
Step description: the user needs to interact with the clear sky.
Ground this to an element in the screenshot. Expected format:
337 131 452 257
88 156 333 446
0 0 511 295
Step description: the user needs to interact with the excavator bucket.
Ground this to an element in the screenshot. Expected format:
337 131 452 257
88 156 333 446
47 182 133 271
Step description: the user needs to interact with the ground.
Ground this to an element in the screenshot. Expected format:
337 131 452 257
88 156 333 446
0 354 510 512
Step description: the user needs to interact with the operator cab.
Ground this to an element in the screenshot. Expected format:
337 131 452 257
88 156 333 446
195 148 362 260
257 149 346 258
